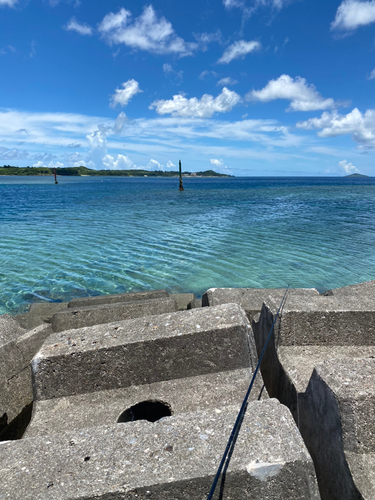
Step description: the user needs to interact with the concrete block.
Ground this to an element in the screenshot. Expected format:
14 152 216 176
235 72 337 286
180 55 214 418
29 302 69 322
187 297 202 309
16 324 53 363
0 399 320 499
323 279 375 301
202 287 319 322
169 293 196 310
299 357 375 500
51 297 178 332
13 312 45 330
26 368 267 438
33 304 257 401
0 314 25 346
68 290 169 309
0 324 53 434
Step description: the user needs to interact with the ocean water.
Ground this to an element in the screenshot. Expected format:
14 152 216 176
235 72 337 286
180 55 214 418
1 175 375 315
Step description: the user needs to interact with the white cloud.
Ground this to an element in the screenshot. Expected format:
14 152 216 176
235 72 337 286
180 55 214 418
217 77 238 86
163 63 183 83
297 107 375 148
0 0 17 6
210 158 224 166
209 157 232 174
147 158 164 170
102 154 135 170
33 152 56 162
0 0 18 6
64 17 93 36
98 5 196 56
217 40 261 64
110 80 142 108
223 0 244 8
247 74 336 111
149 87 241 118
369 68 375 80
0 146 29 160
338 160 359 173
223 0 291 9
166 160 175 168
199 70 218 80
32 160 64 169
331 0 375 32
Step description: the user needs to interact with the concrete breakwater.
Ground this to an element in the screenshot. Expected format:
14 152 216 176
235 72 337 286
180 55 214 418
0 283 374 499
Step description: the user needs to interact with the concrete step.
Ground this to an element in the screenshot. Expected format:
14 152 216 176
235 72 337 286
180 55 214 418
68 289 169 309
25 368 266 438
299 357 375 500
202 287 319 322
0 399 320 500
51 297 178 332
32 304 257 401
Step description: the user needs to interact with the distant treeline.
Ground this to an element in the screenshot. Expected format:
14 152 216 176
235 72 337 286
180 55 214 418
0 165 232 177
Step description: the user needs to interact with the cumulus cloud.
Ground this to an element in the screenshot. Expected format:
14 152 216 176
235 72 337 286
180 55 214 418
247 74 336 111
85 113 135 169
0 0 18 7
33 152 56 162
98 5 196 56
149 87 241 118
210 158 224 167
217 77 238 86
32 160 65 169
102 154 135 170
110 80 142 108
338 159 359 173
0 146 29 160
297 107 375 148
166 160 175 168
210 158 232 174
64 17 93 36
217 40 261 64
147 159 164 170
331 0 375 32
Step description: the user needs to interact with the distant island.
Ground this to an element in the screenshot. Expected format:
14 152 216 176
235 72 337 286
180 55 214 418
0 165 232 178
345 173 369 178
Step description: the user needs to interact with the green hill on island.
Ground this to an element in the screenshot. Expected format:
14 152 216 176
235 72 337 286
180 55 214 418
0 165 232 178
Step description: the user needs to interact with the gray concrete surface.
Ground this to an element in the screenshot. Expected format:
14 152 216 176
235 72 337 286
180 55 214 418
0 399 320 499
0 314 25 345
26 368 266 437
33 304 257 401
51 297 178 332
202 287 319 322
169 293 196 311
323 280 375 299
68 290 169 309
0 324 52 432
299 357 375 500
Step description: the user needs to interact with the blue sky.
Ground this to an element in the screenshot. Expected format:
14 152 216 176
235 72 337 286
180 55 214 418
1 0 375 176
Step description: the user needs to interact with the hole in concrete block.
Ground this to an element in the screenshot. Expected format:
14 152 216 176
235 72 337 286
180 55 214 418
117 400 172 423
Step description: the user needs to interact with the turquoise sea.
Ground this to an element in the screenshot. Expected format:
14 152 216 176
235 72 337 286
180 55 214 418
1 175 375 315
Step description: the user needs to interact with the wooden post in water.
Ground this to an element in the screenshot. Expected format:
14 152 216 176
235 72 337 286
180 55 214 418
179 160 184 191
54 167 58 184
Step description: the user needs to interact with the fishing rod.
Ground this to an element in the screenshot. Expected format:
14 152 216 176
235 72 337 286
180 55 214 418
206 285 289 500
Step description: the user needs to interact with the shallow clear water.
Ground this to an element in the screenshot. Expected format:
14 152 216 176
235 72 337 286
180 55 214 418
1 175 375 315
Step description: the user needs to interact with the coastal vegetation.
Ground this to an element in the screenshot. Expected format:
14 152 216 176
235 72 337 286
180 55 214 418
0 165 232 177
